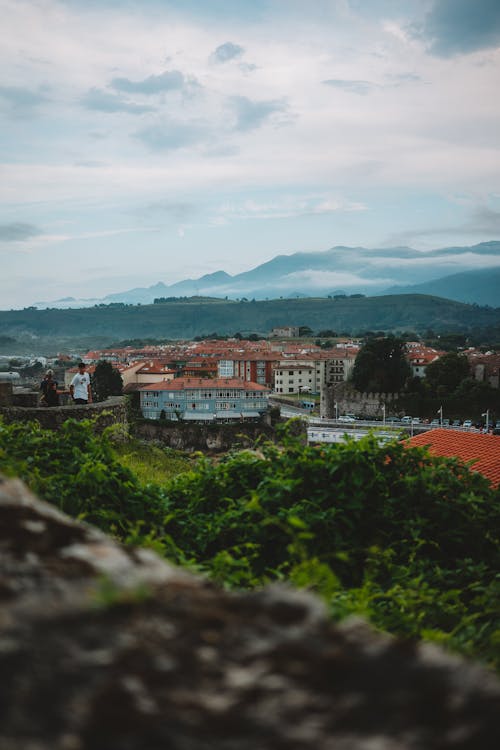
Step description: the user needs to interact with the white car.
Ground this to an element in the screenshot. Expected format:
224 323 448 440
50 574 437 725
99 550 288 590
463 419 472 428
338 415 356 423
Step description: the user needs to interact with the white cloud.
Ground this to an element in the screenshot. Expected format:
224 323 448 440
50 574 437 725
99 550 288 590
1 0 500 307
213 195 367 222
279 270 393 288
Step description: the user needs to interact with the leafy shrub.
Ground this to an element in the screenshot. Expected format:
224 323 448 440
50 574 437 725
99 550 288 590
1 416 499 668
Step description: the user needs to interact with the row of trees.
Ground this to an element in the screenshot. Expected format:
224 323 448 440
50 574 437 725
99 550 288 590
350 337 499 420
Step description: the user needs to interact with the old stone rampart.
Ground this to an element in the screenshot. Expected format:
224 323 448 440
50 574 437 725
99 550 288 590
0 395 126 432
321 381 397 419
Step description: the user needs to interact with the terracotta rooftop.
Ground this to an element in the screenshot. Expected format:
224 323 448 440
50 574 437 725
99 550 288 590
408 429 500 488
139 377 270 392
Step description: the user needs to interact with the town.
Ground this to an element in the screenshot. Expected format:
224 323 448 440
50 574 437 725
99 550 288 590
1 326 499 429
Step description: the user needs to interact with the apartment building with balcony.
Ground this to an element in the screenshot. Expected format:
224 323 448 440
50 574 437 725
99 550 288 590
139 377 270 421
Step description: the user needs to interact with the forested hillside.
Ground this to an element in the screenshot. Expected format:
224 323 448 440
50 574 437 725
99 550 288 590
2 294 500 346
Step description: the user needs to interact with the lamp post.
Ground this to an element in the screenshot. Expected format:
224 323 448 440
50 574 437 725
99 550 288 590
482 409 490 431
382 404 386 426
438 405 443 427
334 401 338 420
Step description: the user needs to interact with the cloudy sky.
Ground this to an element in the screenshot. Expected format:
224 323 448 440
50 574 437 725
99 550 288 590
1 0 500 308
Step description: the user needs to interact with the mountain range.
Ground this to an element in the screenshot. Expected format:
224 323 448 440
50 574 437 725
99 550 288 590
35 241 500 308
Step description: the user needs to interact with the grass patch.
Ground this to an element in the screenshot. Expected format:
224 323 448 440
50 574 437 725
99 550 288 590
113 439 192 485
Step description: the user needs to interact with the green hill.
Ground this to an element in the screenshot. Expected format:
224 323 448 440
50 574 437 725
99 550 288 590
1 294 500 351
384 267 500 307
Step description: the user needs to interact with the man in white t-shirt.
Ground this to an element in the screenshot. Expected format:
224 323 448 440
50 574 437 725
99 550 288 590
70 362 92 405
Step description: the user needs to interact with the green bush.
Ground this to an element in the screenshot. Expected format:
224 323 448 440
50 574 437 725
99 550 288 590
1 416 499 669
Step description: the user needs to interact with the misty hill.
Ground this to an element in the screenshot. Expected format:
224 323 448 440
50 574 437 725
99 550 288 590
32 241 500 309
384 267 500 307
4 295 500 346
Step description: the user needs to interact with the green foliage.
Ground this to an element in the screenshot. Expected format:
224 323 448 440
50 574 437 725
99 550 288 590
424 352 470 395
352 337 411 393
2 295 500 345
113 438 191 484
0 417 168 536
1 417 499 669
91 360 123 402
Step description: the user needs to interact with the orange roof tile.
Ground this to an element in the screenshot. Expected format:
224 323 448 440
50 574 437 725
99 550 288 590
139 377 270 392
408 429 500 487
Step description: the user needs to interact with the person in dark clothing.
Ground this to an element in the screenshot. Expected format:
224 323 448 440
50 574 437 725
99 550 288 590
40 369 59 406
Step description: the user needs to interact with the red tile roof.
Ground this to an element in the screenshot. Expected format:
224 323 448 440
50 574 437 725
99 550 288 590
139 377 270 392
408 429 500 487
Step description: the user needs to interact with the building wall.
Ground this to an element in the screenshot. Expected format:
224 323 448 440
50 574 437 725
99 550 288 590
274 366 315 394
140 384 269 420
274 355 355 394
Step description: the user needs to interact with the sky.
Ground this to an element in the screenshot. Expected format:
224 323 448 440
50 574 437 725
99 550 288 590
1 0 500 308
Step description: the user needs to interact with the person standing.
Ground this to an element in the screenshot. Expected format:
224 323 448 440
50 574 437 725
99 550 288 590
40 369 59 406
70 362 92 405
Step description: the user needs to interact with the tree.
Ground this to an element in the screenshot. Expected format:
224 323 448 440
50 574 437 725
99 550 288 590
91 360 123 402
424 352 470 396
352 337 410 393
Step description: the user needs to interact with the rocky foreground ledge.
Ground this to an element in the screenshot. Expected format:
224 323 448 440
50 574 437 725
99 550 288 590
1 476 499 750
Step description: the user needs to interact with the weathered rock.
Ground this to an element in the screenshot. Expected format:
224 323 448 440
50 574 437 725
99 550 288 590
1 475 499 750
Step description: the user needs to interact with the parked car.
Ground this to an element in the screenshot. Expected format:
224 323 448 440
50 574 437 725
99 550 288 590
338 415 356 423
411 417 421 424
452 419 461 427
430 419 440 427
442 418 450 426
463 419 472 428
401 416 412 424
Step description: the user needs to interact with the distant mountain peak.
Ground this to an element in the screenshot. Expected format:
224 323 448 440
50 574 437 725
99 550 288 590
31 239 500 309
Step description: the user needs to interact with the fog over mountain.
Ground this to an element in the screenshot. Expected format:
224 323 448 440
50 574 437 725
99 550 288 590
34 242 500 308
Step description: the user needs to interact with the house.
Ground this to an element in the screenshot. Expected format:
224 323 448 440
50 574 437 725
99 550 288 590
405 344 442 378
408 429 500 488
139 377 271 422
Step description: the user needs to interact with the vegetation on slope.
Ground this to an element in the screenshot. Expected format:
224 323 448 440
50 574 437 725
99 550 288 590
0 416 499 670
2 294 500 342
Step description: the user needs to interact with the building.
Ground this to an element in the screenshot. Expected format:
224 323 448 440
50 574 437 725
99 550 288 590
408 429 500 488
218 353 279 387
273 349 358 394
139 377 270 421
270 326 300 338
405 343 442 378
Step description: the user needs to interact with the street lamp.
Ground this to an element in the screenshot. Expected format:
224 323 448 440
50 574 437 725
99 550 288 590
382 404 386 426
438 405 443 427
482 409 490 431
334 401 338 420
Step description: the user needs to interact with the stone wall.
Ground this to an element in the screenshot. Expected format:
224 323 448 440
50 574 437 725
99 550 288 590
0 382 12 407
321 381 397 419
135 419 275 452
0 395 126 432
